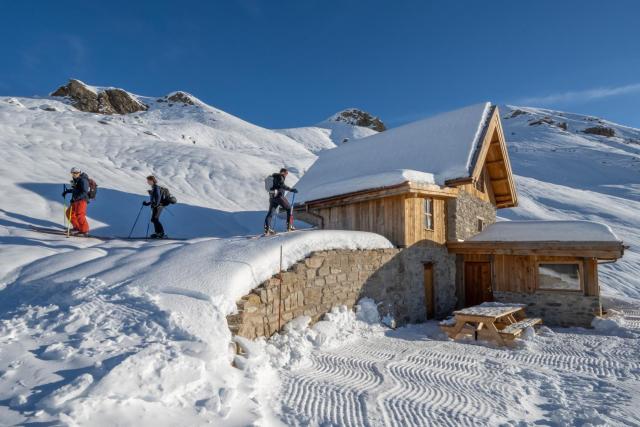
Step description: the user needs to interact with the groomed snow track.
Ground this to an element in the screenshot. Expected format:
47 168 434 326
276 317 640 426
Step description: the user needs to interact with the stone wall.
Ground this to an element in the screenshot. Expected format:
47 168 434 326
447 190 497 241
494 291 601 327
227 244 457 340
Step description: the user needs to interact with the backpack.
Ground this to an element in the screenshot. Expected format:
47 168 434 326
87 178 98 200
264 175 274 192
159 186 177 206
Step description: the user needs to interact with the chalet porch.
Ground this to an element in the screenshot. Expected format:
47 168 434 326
447 221 625 327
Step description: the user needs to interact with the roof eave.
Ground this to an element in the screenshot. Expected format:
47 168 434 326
295 181 458 210
446 240 624 260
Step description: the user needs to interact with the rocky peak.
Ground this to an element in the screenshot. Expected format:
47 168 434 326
328 108 386 132
51 79 148 115
156 91 197 107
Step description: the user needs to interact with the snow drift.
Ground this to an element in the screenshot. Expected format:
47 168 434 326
0 229 391 425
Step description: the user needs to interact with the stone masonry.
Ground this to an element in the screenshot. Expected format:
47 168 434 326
494 291 601 327
227 244 456 340
447 189 497 241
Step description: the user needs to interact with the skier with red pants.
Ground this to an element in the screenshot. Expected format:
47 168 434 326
62 167 90 236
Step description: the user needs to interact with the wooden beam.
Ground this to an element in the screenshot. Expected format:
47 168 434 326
444 176 473 186
302 181 457 210
447 241 624 260
491 178 509 185
486 158 505 166
302 182 410 208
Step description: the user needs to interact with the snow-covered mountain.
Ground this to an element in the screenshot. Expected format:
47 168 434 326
0 81 320 238
1 82 638 296
498 105 640 301
1 83 640 425
277 108 381 153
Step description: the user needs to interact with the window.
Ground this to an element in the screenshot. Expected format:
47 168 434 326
477 218 485 232
538 263 581 291
424 198 434 230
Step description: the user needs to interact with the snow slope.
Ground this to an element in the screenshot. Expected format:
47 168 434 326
276 110 379 153
499 105 640 301
2 83 640 426
0 91 316 239
0 229 391 425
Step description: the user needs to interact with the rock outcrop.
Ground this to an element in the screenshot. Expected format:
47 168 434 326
528 116 568 131
51 79 148 115
505 109 529 119
583 126 615 138
330 109 386 132
166 91 195 106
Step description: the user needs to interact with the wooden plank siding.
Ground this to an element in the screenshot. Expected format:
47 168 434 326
493 255 536 293
311 195 407 247
308 194 450 248
471 254 600 296
403 196 447 246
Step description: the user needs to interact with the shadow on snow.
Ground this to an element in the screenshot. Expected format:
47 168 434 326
15 182 267 239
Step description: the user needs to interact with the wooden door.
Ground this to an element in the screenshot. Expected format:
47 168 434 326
424 263 435 319
464 262 493 306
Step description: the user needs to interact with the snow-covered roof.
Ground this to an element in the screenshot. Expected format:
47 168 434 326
295 102 493 203
468 220 621 243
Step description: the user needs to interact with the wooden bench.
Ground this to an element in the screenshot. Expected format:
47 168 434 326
498 317 542 340
441 304 541 345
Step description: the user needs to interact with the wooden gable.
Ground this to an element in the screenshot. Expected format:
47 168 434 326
445 106 518 209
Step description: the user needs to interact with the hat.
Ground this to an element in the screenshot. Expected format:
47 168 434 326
70 167 81 174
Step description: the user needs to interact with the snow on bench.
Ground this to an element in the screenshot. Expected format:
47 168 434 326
453 302 525 318
499 318 542 336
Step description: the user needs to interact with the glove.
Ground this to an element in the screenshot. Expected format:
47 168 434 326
61 189 69 197
142 201 151 206
291 188 299 193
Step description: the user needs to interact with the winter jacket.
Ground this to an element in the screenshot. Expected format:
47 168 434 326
148 184 161 208
270 173 292 194
69 173 90 202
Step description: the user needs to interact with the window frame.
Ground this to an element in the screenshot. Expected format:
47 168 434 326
477 217 485 233
536 261 584 292
423 197 434 231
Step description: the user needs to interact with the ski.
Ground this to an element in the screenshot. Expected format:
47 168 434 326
29 226 186 241
244 228 310 240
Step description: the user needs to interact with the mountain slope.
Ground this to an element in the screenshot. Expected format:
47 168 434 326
499 105 640 301
276 108 380 153
0 87 317 238
1 88 639 425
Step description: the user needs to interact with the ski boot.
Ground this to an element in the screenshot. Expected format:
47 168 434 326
149 233 165 239
287 224 296 232
263 227 276 236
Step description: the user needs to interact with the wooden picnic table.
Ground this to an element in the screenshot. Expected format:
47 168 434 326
441 304 541 345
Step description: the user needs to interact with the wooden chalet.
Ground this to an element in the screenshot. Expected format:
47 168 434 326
292 103 624 326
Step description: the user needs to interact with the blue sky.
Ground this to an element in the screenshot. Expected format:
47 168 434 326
1 0 639 128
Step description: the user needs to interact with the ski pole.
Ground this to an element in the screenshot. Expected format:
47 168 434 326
62 184 67 228
146 213 151 238
128 204 145 238
289 192 296 229
66 202 73 238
